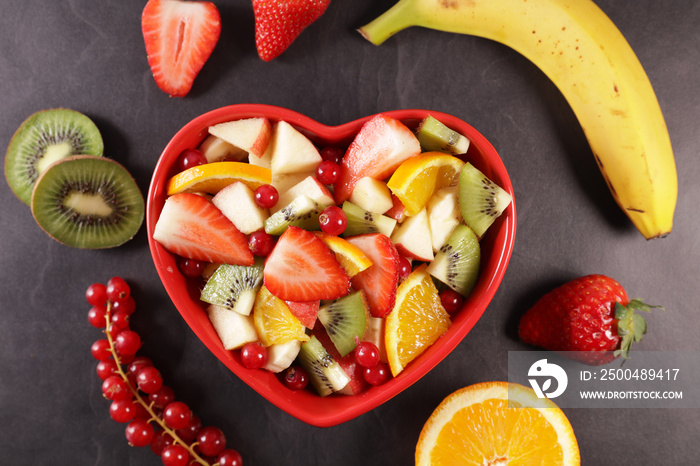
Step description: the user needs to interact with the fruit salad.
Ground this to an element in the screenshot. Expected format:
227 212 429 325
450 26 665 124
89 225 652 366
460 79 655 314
152 112 512 397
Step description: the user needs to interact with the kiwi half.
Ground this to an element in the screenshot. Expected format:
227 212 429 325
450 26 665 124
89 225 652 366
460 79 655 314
200 260 264 316
30 155 144 249
5 108 104 205
416 115 470 155
426 224 480 297
458 162 512 238
317 290 369 357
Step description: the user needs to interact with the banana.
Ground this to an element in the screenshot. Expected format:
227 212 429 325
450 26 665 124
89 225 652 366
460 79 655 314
359 0 677 239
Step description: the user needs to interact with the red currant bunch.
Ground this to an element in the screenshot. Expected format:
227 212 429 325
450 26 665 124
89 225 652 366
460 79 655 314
86 277 243 466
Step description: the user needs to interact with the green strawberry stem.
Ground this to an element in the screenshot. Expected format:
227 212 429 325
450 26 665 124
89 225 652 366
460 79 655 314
357 0 418 45
613 299 664 360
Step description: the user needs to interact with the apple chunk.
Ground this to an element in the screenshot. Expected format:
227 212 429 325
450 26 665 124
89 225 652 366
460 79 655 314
272 175 334 213
390 208 434 261
199 135 248 162
349 177 394 214
269 121 323 176
212 181 269 235
208 117 273 159
426 187 462 252
206 304 259 350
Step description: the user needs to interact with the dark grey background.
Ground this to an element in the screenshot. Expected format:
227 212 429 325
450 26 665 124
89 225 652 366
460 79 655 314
1 1 698 464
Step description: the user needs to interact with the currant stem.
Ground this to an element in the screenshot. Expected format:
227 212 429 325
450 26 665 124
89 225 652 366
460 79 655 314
102 301 212 466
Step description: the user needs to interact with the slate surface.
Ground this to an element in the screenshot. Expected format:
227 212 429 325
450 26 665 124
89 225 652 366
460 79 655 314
1 1 698 465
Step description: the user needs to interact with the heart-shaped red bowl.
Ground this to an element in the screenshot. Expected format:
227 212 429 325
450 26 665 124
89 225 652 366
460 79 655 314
147 104 516 427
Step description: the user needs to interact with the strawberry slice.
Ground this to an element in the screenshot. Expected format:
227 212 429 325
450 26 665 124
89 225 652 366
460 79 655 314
334 114 421 204
264 226 350 301
153 193 253 266
345 233 400 318
141 0 221 97
284 300 320 329
252 0 331 62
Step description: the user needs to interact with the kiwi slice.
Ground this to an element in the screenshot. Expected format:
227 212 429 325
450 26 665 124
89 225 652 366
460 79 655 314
200 259 264 316
458 162 512 238
426 224 480 297
298 335 350 397
30 155 144 249
341 201 397 237
416 115 470 155
317 291 369 357
264 195 321 235
5 108 104 205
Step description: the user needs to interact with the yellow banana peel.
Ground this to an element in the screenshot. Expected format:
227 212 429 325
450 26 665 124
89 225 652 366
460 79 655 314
359 0 677 240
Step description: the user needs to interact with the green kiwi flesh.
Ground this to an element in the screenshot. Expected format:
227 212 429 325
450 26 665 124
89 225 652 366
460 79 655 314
298 335 350 397
264 195 321 235
341 201 396 237
200 260 264 316
5 108 104 205
416 115 470 155
458 162 512 238
30 155 144 249
317 290 369 357
426 224 480 297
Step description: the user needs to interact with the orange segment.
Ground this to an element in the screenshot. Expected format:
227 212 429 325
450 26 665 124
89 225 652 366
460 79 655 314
252 286 309 346
386 152 465 216
385 264 451 376
416 382 580 466
166 161 272 195
314 232 372 277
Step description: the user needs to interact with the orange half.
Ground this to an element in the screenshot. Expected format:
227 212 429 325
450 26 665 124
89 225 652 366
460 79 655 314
253 286 309 347
315 232 372 277
166 161 272 195
416 381 580 466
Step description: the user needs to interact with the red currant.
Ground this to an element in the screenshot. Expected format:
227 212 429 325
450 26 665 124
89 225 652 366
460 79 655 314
282 366 309 391
106 277 130 302
363 362 390 386
125 418 155 447
86 282 108 306
398 256 412 281
112 295 136 315
248 230 275 257
175 414 201 443
126 356 153 386
178 257 207 278
96 359 119 381
163 401 192 430
102 375 132 401
240 342 267 369
91 339 112 361
440 289 464 315
320 146 344 164
114 330 141 356
318 205 347 235
110 398 137 423
197 426 226 457
136 366 163 394
149 385 176 410
254 184 279 209
178 148 207 172
161 443 189 466
316 160 340 185
110 310 130 331
217 449 244 466
87 305 107 328
354 341 380 368
149 430 174 456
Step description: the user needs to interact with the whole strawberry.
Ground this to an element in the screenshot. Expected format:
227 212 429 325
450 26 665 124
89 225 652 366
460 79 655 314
518 274 660 365
252 0 331 61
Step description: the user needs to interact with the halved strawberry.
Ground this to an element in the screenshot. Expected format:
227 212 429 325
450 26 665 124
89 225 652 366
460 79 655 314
345 233 400 318
284 300 320 329
141 0 221 97
252 0 331 62
153 193 254 266
334 114 421 204
264 226 350 301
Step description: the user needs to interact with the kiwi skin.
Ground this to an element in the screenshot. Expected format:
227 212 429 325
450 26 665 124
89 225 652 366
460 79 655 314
5 108 104 205
30 155 144 249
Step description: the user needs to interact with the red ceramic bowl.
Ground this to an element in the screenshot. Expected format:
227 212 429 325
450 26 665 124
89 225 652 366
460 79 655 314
147 104 516 427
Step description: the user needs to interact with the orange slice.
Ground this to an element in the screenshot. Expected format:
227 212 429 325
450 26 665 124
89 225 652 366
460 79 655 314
252 286 309 346
314 232 372 277
386 152 465 216
416 381 580 466
166 161 272 196
385 264 451 376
